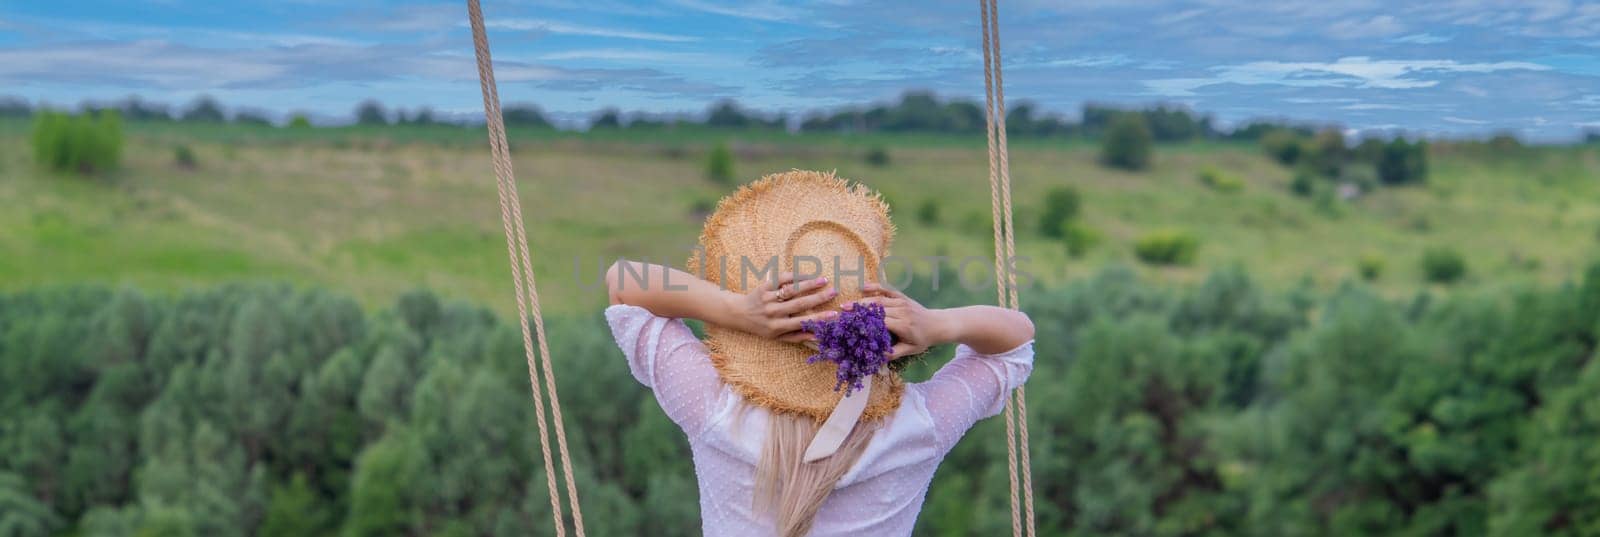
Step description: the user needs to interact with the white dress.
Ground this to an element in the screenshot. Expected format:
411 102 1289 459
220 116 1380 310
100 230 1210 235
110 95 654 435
605 304 1035 537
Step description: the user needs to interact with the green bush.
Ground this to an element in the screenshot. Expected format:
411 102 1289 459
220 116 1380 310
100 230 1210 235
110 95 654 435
31 110 123 175
288 114 313 129
1421 247 1467 284
1260 129 1304 166
1134 229 1199 266
1100 113 1152 171
1357 254 1384 281
1289 171 1317 197
864 146 890 167
1038 186 1082 238
1378 137 1428 185
1313 187 1344 218
916 199 941 226
1343 163 1379 193
354 99 388 125
1061 222 1100 258
961 210 992 237
705 143 734 185
174 145 197 169
1198 167 1244 192
687 197 715 217
1306 128 1347 177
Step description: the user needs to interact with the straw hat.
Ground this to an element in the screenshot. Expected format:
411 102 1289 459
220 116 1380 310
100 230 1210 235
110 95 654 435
688 170 904 422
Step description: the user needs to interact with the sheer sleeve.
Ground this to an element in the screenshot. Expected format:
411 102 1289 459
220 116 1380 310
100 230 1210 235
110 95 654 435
604 304 723 436
917 341 1035 453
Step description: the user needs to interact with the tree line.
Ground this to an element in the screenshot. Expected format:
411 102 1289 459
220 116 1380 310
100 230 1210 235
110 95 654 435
2 262 1598 536
0 92 1343 142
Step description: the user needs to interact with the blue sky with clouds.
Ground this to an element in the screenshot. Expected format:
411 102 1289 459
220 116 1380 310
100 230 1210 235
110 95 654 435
2 0 1599 140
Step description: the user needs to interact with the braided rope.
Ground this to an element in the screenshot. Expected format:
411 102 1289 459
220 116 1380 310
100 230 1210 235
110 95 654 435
979 1 1036 535
466 1 586 535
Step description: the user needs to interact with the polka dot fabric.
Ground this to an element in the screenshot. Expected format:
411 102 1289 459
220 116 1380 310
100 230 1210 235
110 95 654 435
605 304 1034 536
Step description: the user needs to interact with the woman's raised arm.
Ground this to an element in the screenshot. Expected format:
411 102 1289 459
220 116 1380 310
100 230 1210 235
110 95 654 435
606 259 839 343
858 282 1035 355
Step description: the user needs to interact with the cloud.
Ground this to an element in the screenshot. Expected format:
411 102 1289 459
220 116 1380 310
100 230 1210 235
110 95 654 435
1140 78 1211 97
1144 56 1553 96
533 67 736 97
668 0 805 23
483 19 699 42
6 15 367 48
1424 0 1600 38
1325 15 1405 40
1283 97 1360 104
1342 103 1412 110
535 48 726 65
1042 54 1135 68
754 36 924 68
0 40 300 89
364 4 460 32
1391 33 1453 44
1442 116 1489 124
0 39 560 89
1154 8 1207 25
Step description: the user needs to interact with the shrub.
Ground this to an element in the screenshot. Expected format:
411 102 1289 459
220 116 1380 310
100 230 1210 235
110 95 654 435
288 114 313 129
1062 223 1100 258
688 197 715 218
865 146 890 167
916 199 941 226
1038 186 1082 238
181 96 226 123
961 210 992 236
1357 254 1384 282
354 100 388 125
1353 137 1386 163
174 145 197 169
705 143 734 185
1289 171 1317 197
1306 128 1347 177
1378 137 1428 185
1100 113 1152 171
31 110 123 175
1134 229 1199 266
591 108 623 129
1313 187 1344 218
1487 132 1522 152
1261 130 1304 166
1343 163 1379 193
502 104 552 128
1421 247 1467 284
1198 167 1244 193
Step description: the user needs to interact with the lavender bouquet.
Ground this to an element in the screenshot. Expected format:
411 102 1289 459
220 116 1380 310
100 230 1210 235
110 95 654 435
801 302 893 396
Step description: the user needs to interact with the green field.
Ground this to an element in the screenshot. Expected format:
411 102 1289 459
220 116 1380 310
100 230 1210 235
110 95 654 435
3 119 1598 313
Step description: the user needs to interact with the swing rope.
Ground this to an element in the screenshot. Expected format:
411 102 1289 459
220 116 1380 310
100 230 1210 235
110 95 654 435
979 1 1037 535
466 0 586 535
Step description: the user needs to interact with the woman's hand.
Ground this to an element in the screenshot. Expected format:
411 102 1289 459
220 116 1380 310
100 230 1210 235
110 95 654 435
726 272 839 342
855 282 951 359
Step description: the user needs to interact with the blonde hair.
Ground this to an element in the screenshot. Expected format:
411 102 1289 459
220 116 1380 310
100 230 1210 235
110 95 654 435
753 411 879 537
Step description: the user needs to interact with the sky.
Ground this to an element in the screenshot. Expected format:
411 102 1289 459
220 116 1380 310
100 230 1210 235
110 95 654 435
2 0 1599 140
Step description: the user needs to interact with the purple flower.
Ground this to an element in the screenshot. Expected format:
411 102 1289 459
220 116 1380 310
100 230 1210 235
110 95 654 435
801 302 893 396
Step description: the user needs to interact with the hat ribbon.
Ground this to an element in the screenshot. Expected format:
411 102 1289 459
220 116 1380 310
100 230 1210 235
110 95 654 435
802 379 872 462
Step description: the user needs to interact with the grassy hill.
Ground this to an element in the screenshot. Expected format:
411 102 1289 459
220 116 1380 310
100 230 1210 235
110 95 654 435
2 119 1598 314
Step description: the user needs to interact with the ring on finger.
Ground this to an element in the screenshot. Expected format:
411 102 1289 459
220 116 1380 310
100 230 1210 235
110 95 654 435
775 286 790 301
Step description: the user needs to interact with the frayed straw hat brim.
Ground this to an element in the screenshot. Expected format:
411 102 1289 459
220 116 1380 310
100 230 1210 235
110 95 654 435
688 170 902 422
